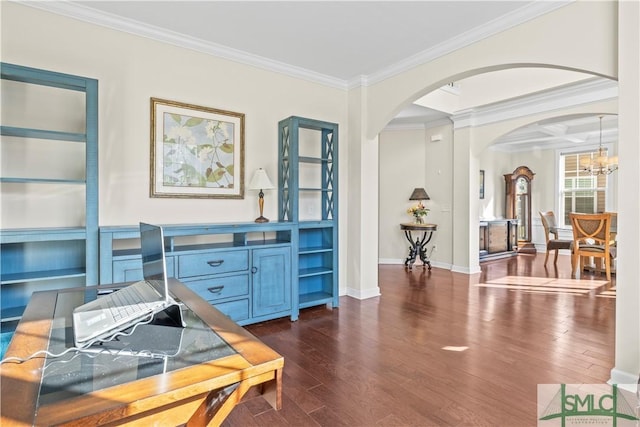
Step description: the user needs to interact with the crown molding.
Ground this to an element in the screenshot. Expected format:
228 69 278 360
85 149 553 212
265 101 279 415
364 1 573 86
15 0 349 90
347 75 370 90
16 0 572 91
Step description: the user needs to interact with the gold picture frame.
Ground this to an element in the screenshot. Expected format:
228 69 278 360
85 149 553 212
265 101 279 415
150 97 245 199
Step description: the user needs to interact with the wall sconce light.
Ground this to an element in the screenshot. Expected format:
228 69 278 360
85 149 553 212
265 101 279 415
249 168 275 223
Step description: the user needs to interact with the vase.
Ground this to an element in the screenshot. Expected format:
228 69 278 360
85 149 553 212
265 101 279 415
414 215 424 224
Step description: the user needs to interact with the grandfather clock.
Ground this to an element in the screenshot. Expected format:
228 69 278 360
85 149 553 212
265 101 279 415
504 166 535 253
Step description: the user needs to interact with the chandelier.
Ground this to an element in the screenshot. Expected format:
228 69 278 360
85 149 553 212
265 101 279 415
580 116 618 176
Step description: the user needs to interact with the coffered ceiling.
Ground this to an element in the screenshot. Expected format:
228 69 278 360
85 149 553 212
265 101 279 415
492 113 618 153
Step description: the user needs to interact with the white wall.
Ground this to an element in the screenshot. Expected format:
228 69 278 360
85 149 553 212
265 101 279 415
424 123 454 267
1 80 88 228
378 123 454 267
478 148 510 220
381 122 594 265
378 128 426 263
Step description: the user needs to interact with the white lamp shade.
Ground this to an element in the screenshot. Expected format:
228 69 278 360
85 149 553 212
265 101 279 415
249 168 274 190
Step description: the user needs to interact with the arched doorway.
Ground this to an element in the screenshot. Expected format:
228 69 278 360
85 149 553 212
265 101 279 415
348 0 638 386
377 72 617 273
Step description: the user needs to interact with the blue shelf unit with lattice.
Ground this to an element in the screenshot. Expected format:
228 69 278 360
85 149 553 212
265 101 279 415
278 116 338 316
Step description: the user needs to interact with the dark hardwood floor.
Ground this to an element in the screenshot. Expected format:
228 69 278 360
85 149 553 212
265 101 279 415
223 253 616 426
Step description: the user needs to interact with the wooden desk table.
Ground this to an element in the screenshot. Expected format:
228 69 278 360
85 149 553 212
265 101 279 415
0 280 283 426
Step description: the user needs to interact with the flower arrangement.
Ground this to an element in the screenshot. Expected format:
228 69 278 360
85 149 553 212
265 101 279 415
407 202 429 223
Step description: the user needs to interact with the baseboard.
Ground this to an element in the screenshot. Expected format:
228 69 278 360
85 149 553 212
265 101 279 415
430 260 452 270
345 286 381 300
378 259 453 271
517 242 537 254
378 258 404 265
451 264 482 274
479 251 518 262
609 368 639 392
378 260 478 274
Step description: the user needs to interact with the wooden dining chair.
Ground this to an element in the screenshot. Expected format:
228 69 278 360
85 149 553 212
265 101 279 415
539 211 573 266
569 212 617 281
607 211 618 244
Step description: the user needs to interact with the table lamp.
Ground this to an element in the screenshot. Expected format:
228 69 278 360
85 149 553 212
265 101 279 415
409 187 430 202
249 168 275 223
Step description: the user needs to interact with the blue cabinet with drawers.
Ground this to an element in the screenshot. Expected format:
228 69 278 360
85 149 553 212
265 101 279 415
100 222 295 325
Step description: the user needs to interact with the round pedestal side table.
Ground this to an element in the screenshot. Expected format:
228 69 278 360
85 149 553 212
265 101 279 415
400 223 437 270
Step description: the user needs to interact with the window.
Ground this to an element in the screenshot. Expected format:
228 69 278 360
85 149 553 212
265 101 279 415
559 149 610 227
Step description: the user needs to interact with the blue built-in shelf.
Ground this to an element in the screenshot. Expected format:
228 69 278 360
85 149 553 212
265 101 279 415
298 291 333 309
299 246 333 255
0 63 99 332
1 268 86 284
298 267 333 278
0 227 87 242
0 177 86 184
0 229 91 323
0 125 87 142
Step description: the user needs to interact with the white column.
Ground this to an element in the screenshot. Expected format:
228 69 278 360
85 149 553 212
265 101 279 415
346 87 381 299
451 113 481 274
611 0 640 387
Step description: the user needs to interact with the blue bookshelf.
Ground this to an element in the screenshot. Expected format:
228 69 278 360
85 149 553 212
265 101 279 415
278 116 339 317
0 64 98 332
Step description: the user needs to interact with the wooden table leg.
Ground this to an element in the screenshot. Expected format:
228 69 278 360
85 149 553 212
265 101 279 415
186 369 283 426
186 382 248 427
261 368 283 410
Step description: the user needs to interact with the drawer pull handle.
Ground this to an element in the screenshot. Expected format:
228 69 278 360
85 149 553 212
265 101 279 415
251 266 258 274
207 285 224 294
207 260 225 267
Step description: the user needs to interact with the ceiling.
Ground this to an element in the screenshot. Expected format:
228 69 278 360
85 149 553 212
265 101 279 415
66 1 565 84
27 0 616 149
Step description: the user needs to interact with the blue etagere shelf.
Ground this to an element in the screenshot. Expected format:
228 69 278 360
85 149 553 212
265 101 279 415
278 116 339 316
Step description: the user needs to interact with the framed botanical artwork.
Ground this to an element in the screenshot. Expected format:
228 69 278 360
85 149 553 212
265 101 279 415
479 170 485 199
150 98 245 199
